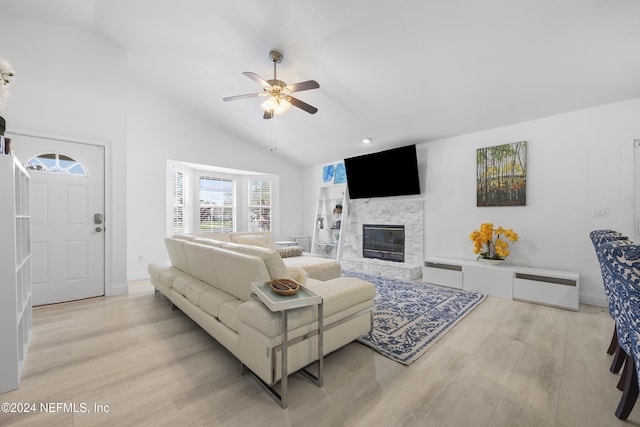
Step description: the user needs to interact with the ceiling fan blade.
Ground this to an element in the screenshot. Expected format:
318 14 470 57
286 80 320 93
288 96 318 114
222 93 262 102
263 109 274 120
243 72 271 87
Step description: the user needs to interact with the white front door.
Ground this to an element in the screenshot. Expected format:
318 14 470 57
12 134 105 305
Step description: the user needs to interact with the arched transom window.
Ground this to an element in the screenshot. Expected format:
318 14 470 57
25 153 87 176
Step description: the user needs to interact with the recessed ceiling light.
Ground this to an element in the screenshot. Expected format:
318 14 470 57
362 138 372 144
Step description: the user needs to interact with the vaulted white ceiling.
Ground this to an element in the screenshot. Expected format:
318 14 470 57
2 0 640 166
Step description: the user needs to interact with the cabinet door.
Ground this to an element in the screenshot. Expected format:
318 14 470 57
513 273 579 310
464 264 513 298
422 262 463 289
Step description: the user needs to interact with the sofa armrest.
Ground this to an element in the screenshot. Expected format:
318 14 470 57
286 266 308 284
281 256 341 281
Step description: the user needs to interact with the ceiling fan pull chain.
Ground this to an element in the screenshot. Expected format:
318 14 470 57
270 113 278 152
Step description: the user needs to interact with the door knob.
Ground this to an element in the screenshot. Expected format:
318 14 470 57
95 227 103 232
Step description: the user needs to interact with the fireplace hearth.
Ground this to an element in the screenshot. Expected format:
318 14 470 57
363 224 405 263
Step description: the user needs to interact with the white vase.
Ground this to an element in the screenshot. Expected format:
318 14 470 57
479 258 504 266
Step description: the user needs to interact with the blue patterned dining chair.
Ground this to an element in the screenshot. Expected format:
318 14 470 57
603 244 640 419
590 231 631 364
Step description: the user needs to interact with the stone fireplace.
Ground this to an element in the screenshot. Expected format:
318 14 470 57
341 199 423 280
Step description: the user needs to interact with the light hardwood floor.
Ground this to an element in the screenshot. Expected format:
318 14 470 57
1 280 638 427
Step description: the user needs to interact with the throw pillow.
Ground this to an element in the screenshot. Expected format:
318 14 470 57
277 246 304 258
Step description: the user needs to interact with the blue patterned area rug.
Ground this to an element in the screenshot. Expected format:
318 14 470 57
342 270 486 365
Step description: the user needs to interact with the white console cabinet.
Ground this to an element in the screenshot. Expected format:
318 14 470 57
423 257 579 311
0 155 32 393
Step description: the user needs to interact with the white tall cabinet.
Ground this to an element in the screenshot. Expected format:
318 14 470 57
311 184 347 259
0 155 32 393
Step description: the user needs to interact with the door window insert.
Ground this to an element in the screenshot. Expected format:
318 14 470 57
25 153 87 176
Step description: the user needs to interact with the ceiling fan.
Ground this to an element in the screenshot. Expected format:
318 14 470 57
223 50 319 119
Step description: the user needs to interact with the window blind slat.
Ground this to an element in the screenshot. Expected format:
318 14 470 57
172 169 185 234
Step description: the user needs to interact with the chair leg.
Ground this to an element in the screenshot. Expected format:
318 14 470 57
618 356 629 391
616 354 638 420
611 344 626 374
608 326 618 355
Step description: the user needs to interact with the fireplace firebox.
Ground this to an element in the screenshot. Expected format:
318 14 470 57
362 224 405 262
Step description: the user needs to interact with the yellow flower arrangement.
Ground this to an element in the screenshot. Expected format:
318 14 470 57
469 223 518 260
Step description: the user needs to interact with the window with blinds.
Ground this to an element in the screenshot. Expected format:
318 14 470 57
248 179 271 232
172 168 185 234
199 176 234 233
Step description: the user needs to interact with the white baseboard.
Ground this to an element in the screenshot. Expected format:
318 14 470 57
580 292 607 308
126 272 150 282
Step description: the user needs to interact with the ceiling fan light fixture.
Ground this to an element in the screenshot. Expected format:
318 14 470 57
261 96 291 115
223 50 319 119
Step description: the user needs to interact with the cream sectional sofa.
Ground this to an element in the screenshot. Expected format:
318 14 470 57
148 234 376 388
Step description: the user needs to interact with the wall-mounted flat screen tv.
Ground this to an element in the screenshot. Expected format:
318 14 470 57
344 144 421 199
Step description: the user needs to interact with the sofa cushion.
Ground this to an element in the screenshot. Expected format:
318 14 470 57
196 233 231 242
277 246 304 258
209 246 271 301
183 242 220 288
172 275 197 296
305 277 377 317
199 288 237 318
172 233 197 241
222 242 290 280
185 281 216 306
238 300 318 338
230 233 268 248
219 300 242 333
148 262 184 288
165 238 190 274
192 237 225 247
230 232 277 250
282 255 341 281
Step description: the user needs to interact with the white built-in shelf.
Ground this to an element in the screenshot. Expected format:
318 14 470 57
423 257 579 311
1 155 32 393
311 184 347 259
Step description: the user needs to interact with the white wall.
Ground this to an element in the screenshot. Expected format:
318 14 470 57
0 13 305 284
423 98 640 306
0 14 128 295
126 84 304 279
305 98 640 307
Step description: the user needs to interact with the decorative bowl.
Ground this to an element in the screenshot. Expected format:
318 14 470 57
268 278 300 296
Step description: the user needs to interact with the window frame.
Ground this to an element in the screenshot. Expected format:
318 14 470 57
197 174 236 234
166 161 278 238
25 152 87 175
248 178 272 232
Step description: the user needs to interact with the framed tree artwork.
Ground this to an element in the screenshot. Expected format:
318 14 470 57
476 141 527 207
